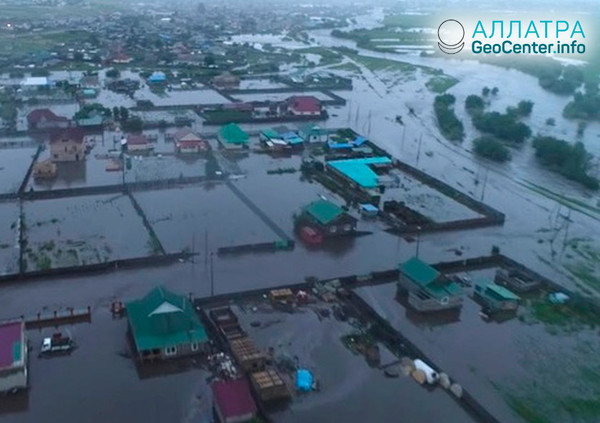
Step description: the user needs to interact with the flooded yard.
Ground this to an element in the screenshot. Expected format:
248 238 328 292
232 90 335 103
0 147 37 194
232 153 348 234
239 78 289 90
231 302 477 423
0 309 211 423
0 201 19 275
355 271 600 423
135 87 231 106
133 183 284 254
23 193 150 270
381 172 482 222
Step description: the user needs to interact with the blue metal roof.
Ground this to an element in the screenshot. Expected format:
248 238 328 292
327 157 392 188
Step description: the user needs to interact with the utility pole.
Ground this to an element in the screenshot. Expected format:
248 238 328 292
416 226 422 258
416 134 423 167
209 251 215 297
401 126 406 151
480 167 489 201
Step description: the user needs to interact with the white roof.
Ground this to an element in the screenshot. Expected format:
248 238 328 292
22 76 49 86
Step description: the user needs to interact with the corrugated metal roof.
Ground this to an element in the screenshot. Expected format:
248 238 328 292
485 282 520 301
327 157 391 188
220 123 249 144
304 200 344 225
399 257 440 287
125 287 207 352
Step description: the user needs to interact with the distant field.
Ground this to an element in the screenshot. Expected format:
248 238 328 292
0 30 96 56
0 0 129 20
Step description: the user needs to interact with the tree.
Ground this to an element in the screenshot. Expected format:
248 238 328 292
482 87 490 96
516 100 534 116
106 68 120 79
473 136 511 162
491 87 499 95
434 94 464 142
112 107 120 120
120 107 129 122
532 136 599 190
465 95 484 115
122 116 143 133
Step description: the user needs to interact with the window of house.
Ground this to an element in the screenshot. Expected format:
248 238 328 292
164 346 177 356
190 342 199 352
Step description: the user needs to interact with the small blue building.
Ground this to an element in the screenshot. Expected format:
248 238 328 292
148 71 167 84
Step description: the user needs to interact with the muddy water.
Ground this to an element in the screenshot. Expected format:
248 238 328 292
233 303 477 423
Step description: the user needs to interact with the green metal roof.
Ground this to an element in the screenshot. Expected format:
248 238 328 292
125 287 207 352
327 157 392 189
303 200 344 225
481 281 520 301
261 128 279 139
220 123 249 144
399 257 440 287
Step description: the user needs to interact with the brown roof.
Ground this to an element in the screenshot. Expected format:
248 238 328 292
27 108 69 125
49 127 85 144
127 134 148 145
173 127 202 142
288 96 321 113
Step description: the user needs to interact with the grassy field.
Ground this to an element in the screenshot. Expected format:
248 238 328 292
426 74 459 93
0 0 129 20
0 30 96 56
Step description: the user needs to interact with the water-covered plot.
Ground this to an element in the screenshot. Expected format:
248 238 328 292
0 202 19 274
134 184 283 254
232 91 334 103
135 87 231 106
382 172 482 223
124 154 206 183
356 268 600 423
230 154 346 232
230 302 477 423
0 147 38 194
23 194 150 270
238 79 289 90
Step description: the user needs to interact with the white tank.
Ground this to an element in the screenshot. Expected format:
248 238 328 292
413 359 440 384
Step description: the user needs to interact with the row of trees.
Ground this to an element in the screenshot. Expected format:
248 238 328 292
563 82 600 121
433 94 464 142
533 136 599 190
465 94 533 144
465 94 535 162
473 136 511 162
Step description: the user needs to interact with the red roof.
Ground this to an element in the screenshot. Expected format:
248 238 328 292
50 127 85 144
289 96 321 113
211 379 257 420
0 321 22 368
27 108 69 125
127 134 148 145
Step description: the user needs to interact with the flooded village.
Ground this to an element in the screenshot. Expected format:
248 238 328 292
1 1 600 423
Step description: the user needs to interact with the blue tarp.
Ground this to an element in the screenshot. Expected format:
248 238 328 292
353 136 367 146
296 369 313 391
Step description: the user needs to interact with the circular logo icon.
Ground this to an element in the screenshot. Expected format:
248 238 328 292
438 19 465 54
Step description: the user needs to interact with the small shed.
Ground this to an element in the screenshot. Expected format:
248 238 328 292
211 379 257 423
474 280 520 312
298 199 357 237
359 203 379 218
